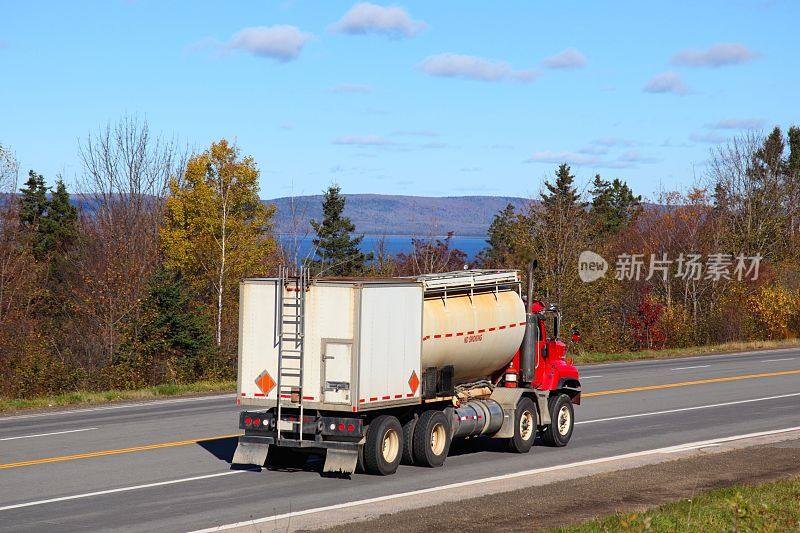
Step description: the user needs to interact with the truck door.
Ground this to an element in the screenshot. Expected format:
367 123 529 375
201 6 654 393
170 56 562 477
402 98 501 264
322 339 352 404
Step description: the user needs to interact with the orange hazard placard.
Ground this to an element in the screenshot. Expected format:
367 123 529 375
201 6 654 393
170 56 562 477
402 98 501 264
408 370 419 395
255 370 276 395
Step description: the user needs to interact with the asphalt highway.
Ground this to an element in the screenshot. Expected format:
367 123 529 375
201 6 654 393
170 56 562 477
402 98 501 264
1 348 799 532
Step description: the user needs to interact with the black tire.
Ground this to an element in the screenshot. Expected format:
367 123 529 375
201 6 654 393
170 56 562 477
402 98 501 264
363 415 403 475
506 397 537 453
540 393 574 447
401 416 418 465
412 410 451 467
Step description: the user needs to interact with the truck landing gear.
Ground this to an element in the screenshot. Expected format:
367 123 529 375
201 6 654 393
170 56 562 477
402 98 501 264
540 393 574 447
506 397 537 453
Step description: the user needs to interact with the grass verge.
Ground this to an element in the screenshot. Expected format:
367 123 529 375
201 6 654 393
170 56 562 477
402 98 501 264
555 476 800 532
576 338 800 365
3 339 798 414
0 380 236 414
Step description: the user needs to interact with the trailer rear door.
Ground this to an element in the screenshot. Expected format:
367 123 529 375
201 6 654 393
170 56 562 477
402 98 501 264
322 339 352 404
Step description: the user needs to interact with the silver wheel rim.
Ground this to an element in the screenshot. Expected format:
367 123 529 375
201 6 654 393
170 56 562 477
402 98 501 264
430 423 446 455
557 405 571 436
519 410 534 441
382 428 400 463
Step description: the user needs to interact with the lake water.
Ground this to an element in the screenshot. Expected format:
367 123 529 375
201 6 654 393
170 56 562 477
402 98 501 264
279 235 489 262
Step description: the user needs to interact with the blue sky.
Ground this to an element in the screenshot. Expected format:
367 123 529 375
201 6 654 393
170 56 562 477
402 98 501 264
1 1 798 200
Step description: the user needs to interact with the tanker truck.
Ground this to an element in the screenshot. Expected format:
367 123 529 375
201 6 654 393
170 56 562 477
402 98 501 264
232 267 581 475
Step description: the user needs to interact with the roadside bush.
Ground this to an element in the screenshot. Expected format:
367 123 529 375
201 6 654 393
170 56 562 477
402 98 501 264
749 284 799 340
658 304 694 349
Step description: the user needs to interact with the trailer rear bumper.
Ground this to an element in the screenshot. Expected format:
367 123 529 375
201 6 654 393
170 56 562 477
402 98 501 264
232 410 363 475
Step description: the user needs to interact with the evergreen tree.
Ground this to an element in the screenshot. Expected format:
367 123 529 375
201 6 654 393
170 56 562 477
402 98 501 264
19 173 78 261
309 184 372 276
38 179 78 259
589 174 642 236
479 203 518 267
789 126 800 177
540 163 584 209
19 170 48 231
113 268 217 387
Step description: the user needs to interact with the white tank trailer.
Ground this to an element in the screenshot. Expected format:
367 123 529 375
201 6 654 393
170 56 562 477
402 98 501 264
233 268 580 475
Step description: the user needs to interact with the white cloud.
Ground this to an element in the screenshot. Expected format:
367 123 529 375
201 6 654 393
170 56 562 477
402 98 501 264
690 131 730 144
331 3 425 38
541 48 587 69
327 83 372 93
617 150 660 164
226 25 312 61
525 151 601 166
643 71 690 95
527 148 660 168
418 141 448 149
705 118 765 130
577 146 609 155
592 137 634 147
671 43 758 68
418 53 540 82
392 130 439 137
333 135 396 146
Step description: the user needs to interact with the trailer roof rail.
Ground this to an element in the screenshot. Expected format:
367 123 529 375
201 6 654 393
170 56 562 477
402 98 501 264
414 269 519 291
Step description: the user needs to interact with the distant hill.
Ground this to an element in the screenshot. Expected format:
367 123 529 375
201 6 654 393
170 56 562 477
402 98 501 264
265 194 529 237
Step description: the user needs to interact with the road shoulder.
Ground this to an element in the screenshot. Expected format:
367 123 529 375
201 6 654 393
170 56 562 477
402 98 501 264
299 431 800 532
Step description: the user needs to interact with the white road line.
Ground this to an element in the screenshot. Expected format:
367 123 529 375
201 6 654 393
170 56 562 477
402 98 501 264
671 365 710 371
189 425 800 532
0 471 246 512
581 375 603 379
0 394 236 424
576 392 800 425
4 425 800 517
764 358 795 363
0 427 98 441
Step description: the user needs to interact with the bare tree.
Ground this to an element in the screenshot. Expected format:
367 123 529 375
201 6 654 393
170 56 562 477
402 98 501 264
0 143 19 195
0 144 34 324
73 116 184 365
707 131 784 259
277 193 313 268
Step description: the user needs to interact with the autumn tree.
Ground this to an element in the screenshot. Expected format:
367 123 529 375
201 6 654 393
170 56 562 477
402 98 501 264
309 184 371 276
162 139 275 350
395 232 468 275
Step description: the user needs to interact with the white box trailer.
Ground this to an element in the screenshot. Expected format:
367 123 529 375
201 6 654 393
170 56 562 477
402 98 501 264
238 277 424 412
233 268 581 476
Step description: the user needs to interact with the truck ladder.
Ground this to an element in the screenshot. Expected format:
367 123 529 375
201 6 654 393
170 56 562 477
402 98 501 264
276 265 309 442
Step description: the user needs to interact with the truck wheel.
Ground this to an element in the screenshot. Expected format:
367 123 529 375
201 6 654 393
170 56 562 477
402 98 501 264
401 416 418 465
412 410 451 467
363 415 403 475
506 397 537 453
540 394 574 447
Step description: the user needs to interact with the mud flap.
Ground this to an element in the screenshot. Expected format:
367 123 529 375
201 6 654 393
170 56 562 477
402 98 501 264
231 438 270 467
323 447 358 474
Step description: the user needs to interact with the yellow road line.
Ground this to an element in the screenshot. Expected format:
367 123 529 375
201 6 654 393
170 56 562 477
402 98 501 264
583 368 800 398
0 434 240 470
3 368 799 471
